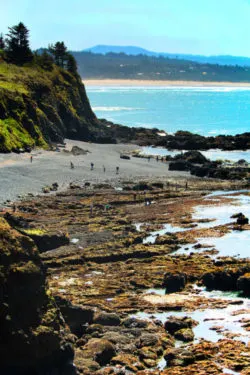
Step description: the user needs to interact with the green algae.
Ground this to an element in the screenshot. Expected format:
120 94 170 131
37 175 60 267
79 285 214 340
23 228 47 236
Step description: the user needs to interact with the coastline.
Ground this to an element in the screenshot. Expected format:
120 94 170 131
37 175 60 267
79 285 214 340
0 140 192 206
83 79 250 87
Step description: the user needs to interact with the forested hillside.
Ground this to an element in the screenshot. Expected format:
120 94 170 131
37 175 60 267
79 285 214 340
73 51 250 81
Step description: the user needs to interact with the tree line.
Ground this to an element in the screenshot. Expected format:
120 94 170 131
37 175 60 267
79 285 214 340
0 22 78 76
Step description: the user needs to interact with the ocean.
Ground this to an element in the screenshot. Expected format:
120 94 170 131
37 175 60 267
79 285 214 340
86 85 250 136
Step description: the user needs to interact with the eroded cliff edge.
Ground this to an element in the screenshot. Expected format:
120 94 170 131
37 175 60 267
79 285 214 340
0 217 76 374
0 63 114 152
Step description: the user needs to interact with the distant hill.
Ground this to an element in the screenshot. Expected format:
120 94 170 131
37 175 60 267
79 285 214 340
84 45 153 56
72 51 250 82
84 45 250 67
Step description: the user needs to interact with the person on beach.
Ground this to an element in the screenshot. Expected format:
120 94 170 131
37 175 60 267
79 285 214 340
103 165 106 173
90 202 94 216
116 166 119 174
30 155 33 163
156 156 159 162
91 162 94 170
70 161 74 169
148 156 150 162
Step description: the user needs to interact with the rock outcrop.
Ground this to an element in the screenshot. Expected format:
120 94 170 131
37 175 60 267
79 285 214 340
0 217 75 374
163 272 187 293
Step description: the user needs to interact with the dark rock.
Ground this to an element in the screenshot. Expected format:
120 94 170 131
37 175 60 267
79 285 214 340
120 154 130 160
83 338 116 365
174 150 208 164
136 333 159 347
155 234 179 246
132 183 152 191
169 160 191 171
122 317 148 329
4 212 31 229
164 316 196 335
0 218 74 374
202 269 242 291
163 272 187 293
24 231 70 252
231 212 249 224
164 347 195 367
55 297 94 336
151 182 164 189
93 312 121 326
71 145 89 155
174 328 194 342
237 214 249 225
237 273 250 296
51 182 59 191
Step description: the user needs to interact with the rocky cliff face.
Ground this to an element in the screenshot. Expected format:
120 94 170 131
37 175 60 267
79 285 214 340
0 217 75 374
0 63 110 152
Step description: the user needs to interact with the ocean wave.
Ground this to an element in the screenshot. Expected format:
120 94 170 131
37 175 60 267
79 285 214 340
87 86 250 93
92 106 143 111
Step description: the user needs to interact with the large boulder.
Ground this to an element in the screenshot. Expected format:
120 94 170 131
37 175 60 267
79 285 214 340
71 145 89 155
55 296 94 336
202 269 242 291
231 212 249 225
164 316 196 335
163 272 187 293
169 160 191 171
93 311 121 326
237 273 250 296
175 150 208 164
0 218 75 374
174 328 194 342
82 338 116 365
164 347 195 367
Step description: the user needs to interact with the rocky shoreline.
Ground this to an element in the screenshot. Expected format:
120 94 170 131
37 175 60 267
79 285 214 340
1 177 250 374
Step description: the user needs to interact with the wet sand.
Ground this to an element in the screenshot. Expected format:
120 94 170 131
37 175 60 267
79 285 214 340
83 79 250 87
0 140 191 205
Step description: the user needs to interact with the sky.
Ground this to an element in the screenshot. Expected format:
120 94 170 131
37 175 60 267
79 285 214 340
1 0 250 56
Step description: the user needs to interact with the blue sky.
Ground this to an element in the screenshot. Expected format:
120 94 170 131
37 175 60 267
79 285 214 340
1 0 250 56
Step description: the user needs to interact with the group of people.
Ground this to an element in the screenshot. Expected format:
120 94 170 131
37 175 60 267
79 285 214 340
70 161 120 174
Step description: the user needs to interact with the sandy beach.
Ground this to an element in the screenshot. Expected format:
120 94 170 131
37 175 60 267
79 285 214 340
0 140 191 206
83 79 250 87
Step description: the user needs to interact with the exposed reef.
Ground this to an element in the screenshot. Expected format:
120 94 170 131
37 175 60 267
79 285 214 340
1 178 250 374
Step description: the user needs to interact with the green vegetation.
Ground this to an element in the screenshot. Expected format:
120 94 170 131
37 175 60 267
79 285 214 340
5 23 33 65
73 51 250 82
0 23 99 152
22 228 47 236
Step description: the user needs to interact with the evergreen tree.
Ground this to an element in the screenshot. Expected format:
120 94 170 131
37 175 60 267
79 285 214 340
0 33 5 50
49 42 68 68
66 53 78 75
5 22 33 65
34 50 54 71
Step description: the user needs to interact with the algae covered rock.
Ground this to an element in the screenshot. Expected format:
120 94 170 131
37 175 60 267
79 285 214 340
164 347 195 367
202 269 241 291
0 217 75 374
55 296 94 336
174 328 194 342
82 338 116 365
163 272 187 293
237 273 250 296
93 311 121 326
164 316 196 335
